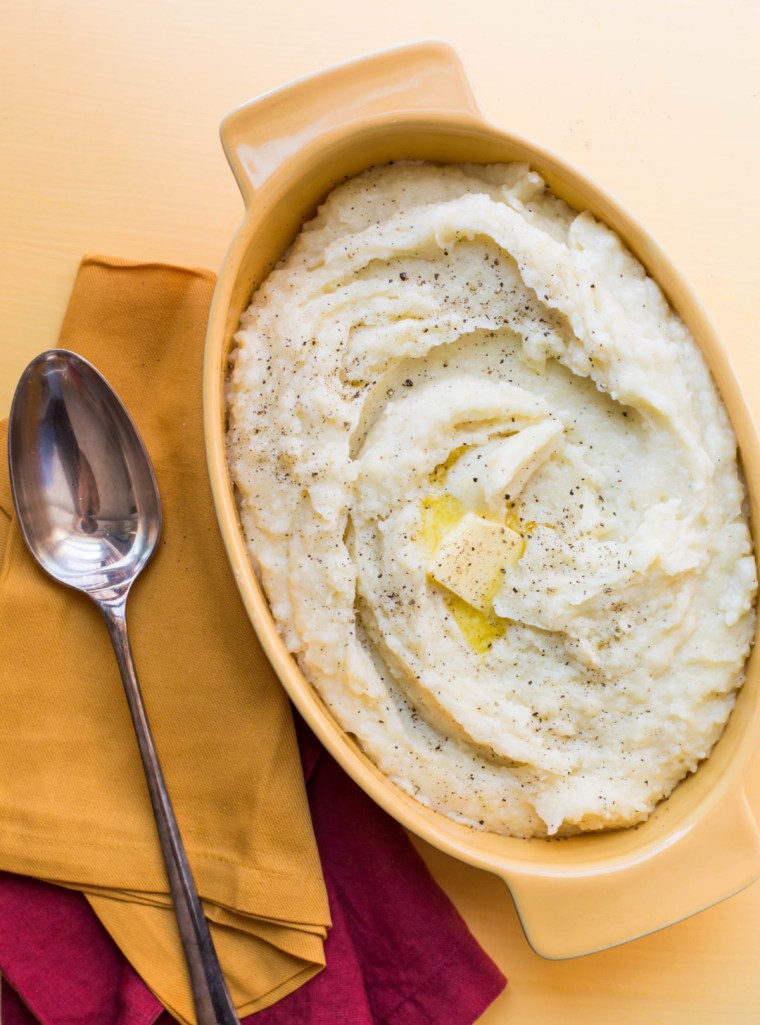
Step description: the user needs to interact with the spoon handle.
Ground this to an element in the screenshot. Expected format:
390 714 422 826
100 598 241 1025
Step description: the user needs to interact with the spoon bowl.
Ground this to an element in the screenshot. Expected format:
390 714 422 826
8 349 240 1025
9 349 160 603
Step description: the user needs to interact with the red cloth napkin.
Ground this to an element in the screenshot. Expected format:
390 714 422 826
0 719 506 1025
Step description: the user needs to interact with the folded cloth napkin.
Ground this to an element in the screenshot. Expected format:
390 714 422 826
0 256 506 1025
0 256 330 1023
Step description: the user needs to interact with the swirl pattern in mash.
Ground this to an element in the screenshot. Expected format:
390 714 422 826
226 162 757 837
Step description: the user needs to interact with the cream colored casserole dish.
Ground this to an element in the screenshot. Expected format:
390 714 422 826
203 40 760 958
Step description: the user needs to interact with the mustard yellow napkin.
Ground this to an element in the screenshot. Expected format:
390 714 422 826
0 256 331 1023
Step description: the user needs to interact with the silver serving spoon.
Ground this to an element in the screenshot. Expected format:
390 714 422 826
8 349 240 1025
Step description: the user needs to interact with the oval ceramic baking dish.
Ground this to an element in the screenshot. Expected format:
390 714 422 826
203 40 760 959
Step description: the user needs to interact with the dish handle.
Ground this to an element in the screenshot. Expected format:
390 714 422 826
220 40 482 203
501 788 760 959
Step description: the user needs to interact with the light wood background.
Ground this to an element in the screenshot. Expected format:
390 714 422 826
2 1 760 1021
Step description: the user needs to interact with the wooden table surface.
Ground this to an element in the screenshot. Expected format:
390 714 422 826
2 1 760 1021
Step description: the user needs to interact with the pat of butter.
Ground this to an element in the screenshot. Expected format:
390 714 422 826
428 512 523 611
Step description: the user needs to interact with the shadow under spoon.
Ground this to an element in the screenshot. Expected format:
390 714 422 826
7 348 240 1025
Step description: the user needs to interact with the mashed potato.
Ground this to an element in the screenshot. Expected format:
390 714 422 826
226 162 757 837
